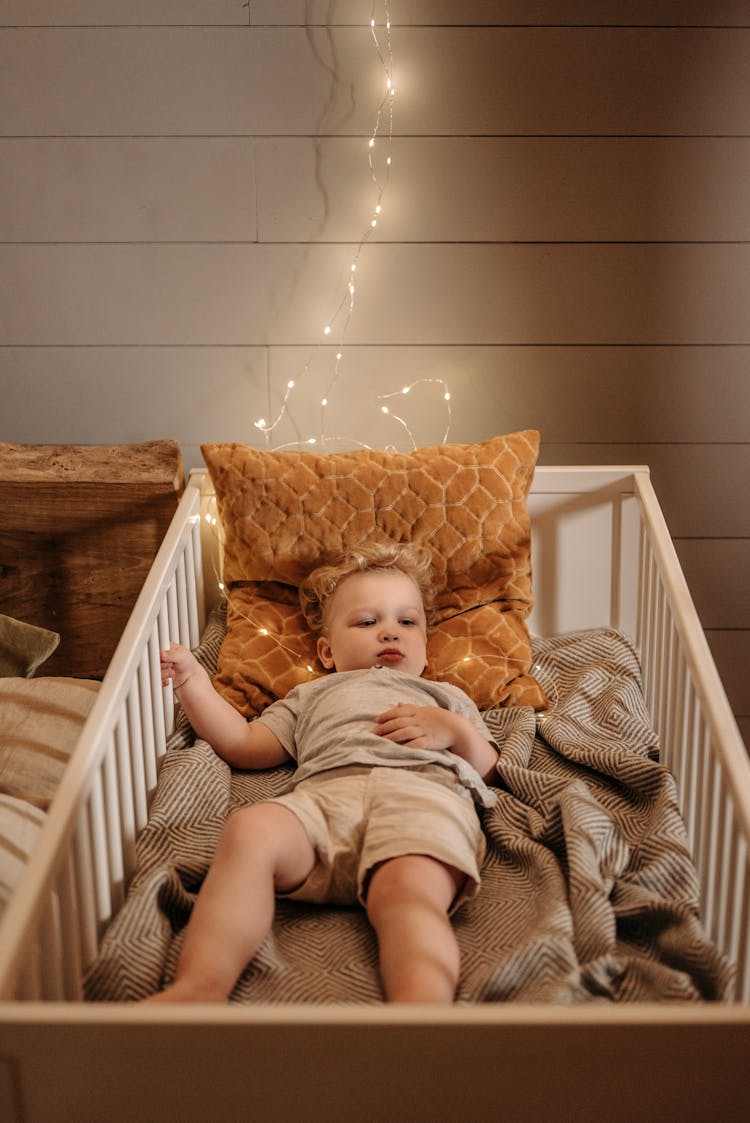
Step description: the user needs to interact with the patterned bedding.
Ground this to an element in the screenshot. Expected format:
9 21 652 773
85 623 732 1004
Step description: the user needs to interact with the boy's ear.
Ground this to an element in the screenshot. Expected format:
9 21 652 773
316 634 335 670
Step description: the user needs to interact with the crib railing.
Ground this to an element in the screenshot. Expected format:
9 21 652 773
1 468 749 1007
0 484 205 1001
632 473 750 1002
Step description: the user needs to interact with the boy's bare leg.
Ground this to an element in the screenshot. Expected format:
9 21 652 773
145 803 315 1002
365 854 465 1003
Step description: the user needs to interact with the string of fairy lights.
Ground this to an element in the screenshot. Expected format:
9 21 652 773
252 2 453 453
202 6 546 694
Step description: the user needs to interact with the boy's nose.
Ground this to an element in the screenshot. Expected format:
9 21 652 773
378 625 398 641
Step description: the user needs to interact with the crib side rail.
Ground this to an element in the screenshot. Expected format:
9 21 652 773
0 481 206 1001
633 473 750 1002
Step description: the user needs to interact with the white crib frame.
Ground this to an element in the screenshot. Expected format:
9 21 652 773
1 465 749 1123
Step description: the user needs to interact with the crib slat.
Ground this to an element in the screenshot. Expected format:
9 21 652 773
694 726 715 931
702 758 722 941
158 603 175 737
682 692 702 864
114 722 137 886
88 769 113 928
734 838 750 1002
39 891 65 1000
59 851 84 1000
175 552 191 646
102 731 125 916
126 684 149 832
655 596 672 743
185 520 203 643
665 645 689 783
138 652 158 796
149 622 169 761
713 787 737 965
167 580 180 646
74 802 100 968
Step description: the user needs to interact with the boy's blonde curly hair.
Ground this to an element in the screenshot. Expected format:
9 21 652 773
299 542 435 633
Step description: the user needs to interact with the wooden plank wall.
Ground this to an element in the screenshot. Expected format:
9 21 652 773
0 1 747 745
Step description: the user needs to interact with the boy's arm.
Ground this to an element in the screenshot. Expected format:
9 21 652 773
373 703 500 785
161 643 291 770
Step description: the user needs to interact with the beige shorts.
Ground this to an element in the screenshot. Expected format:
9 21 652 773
268 766 486 913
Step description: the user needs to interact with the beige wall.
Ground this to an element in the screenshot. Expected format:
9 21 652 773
0 1 748 743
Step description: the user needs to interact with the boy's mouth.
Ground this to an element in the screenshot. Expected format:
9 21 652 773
376 648 404 664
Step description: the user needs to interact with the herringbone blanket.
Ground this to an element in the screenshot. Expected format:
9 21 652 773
85 624 732 1004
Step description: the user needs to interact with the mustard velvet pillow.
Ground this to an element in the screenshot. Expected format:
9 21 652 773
202 432 545 715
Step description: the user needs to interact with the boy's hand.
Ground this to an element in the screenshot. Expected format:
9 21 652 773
373 702 459 752
160 642 201 690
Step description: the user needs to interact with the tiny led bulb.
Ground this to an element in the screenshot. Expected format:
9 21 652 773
323 325 331 335
321 397 328 406
287 379 294 389
402 386 410 394
259 628 269 637
368 138 375 148
336 352 342 360
255 418 266 428
444 392 451 401
381 405 389 414
371 218 377 227
375 204 382 214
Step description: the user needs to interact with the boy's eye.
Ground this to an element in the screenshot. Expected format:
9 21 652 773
401 618 416 626
356 619 375 627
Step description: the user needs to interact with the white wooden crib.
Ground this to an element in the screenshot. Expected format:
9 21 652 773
0 465 748 1123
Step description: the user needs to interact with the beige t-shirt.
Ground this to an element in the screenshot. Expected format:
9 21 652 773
258 666 497 808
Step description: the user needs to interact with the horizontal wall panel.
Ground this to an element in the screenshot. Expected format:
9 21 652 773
0 1 244 24
4 242 750 343
257 136 750 243
0 28 381 137
257 2 750 27
6 244 750 346
252 344 750 445
4 344 750 449
7 133 749 245
0 347 268 448
675 540 750 628
0 138 255 241
3 28 750 137
705 630 750 715
539 443 750 539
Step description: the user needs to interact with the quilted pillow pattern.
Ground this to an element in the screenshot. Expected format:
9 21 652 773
202 432 545 714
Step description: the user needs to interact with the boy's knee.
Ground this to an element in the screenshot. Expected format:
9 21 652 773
366 854 462 918
222 802 300 852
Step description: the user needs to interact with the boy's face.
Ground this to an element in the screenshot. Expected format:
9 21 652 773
316 570 428 677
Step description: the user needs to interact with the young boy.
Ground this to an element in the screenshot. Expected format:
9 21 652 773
150 543 500 1004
